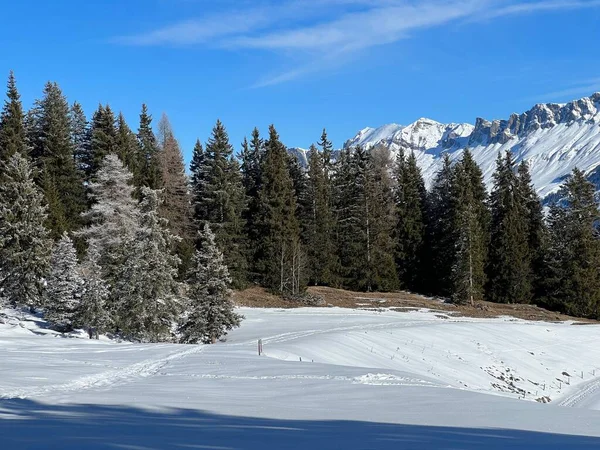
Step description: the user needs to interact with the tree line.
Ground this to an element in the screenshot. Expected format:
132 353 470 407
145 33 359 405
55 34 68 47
1 72 599 345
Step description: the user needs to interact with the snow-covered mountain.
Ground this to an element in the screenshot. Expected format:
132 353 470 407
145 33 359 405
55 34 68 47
343 93 600 200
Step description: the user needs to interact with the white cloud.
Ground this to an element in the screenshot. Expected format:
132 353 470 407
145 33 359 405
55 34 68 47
114 0 600 86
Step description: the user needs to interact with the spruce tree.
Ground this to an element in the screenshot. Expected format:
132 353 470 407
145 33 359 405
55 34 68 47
89 104 117 179
77 154 139 288
451 152 488 305
115 112 139 173
76 244 111 337
135 104 162 190
0 153 52 309
27 82 86 234
255 125 302 293
69 102 91 177
180 224 242 344
0 71 26 161
45 233 82 332
546 168 600 318
518 161 548 303
424 154 456 297
393 150 428 291
193 120 247 288
156 114 194 274
114 187 182 342
487 151 532 304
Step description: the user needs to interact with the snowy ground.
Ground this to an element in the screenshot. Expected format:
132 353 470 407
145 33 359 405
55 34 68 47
2 307 600 449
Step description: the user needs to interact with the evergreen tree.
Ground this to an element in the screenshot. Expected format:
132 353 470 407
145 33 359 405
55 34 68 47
135 104 161 190
180 224 242 344
115 112 139 173
76 244 111 337
0 153 52 309
451 152 488 305
518 161 548 302
114 187 182 342
487 152 532 304
77 154 139 288
89 104 117 179
193 120 247 287
393 150 428 291
27 82 86 234
0 71 26 161
45 233 82 332
424 154 456 297
239 128 264 279
69 102 90 177
305 144 335 285
255 125 302 293
156 114 194 274
546 168 600 318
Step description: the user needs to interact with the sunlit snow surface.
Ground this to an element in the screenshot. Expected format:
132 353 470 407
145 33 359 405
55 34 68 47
2 307 600 449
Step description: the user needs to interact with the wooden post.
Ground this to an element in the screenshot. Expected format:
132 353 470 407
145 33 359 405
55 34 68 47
258 339 263 356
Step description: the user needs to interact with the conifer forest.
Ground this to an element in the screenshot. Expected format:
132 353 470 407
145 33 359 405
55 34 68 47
1 72 599 344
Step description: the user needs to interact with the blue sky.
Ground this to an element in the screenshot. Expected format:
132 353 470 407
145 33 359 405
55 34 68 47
2 0 600 161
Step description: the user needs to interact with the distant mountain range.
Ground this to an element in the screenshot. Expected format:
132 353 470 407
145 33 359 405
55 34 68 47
291 93 600 201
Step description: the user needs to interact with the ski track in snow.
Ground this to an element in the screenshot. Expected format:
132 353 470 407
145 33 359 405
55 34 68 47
558 376 600 408
0 345 203 400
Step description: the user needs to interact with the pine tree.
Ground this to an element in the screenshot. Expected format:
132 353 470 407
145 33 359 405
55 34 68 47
115 112 139 173
27 82 86 234
0 71 26 161
546 168 600 318
89 104 117 179
393 150 428 291
256 125 302 293
193 120 247 288
45 233 82 332
0 153 52 309
487 151 532 304
114 187 182 342
180 224 242 344
76 244 111 337
77 154 139 288
424 154 456 297
518 161 548 303
451 151 489 305
135 104 161 190
69 102 90 177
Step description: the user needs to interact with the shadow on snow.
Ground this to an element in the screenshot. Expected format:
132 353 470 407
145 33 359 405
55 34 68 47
0 399 599 449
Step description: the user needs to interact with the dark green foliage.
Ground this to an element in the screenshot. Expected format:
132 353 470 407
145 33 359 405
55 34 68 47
115 112 139 173
0 71 26 161
255 125 302 293
451 150 489 305
487 152 532 304
546 169 600 318
424 154 456 297
27 82 86 235
89 104 117 179
69 102 90 178
333 146 398 292
192 120 247 288
393 150 428 291
304 143 336 285
134 104 162 190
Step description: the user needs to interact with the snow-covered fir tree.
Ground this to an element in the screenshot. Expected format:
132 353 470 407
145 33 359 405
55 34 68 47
114 187 182 342
180 224 242 344
45 233 83 331
76 244 111 338
77 154 139 287
0 153 52 309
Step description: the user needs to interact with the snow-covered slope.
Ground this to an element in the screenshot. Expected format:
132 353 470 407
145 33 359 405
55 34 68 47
344 93 600 199
3 306 600 448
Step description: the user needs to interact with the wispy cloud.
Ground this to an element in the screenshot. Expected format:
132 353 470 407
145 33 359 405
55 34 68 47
114 0 600 86
530 78 600 102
